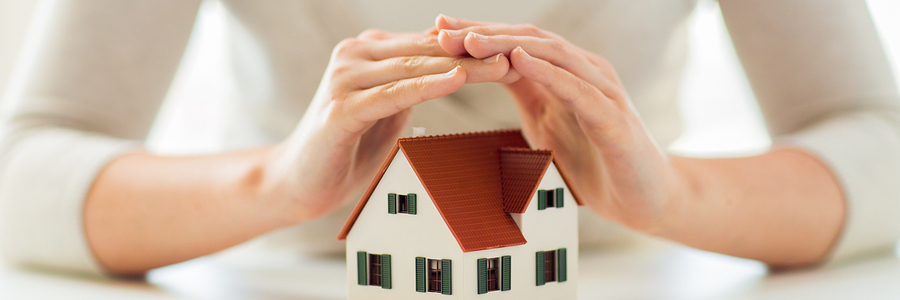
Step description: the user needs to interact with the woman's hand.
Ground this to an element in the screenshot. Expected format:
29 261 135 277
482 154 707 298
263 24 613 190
435 15 686 232
261 29 511 224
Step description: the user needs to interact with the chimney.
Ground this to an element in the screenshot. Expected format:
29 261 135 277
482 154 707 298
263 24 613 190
412 127 426 137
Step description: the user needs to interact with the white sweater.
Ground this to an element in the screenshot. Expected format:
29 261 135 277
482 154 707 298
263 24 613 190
1 0 898 275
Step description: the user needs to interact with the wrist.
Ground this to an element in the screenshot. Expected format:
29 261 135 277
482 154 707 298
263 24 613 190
234 145 306 229
649 154 702 238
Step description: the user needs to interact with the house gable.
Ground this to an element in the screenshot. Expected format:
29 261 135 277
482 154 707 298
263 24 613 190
344 150 464 298
338 129 583 253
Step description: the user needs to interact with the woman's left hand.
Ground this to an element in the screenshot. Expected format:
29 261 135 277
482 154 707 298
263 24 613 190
434 15 689 232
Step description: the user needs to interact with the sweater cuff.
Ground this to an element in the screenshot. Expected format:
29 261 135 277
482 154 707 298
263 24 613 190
778 110 900 263
0 127 137 275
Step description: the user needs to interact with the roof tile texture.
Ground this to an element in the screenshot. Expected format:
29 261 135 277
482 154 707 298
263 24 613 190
398 130 530 252
499 148 553 213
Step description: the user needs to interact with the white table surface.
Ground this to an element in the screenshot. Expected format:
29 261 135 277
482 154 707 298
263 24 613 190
3 237 899 300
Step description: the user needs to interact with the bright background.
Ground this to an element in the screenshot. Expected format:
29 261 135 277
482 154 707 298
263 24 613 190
1 0 899 156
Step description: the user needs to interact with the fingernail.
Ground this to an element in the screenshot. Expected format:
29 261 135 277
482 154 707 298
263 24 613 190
516 46 532 58
483 53 503 64
470 32 488 40
446 66 460 76
443 29 462 38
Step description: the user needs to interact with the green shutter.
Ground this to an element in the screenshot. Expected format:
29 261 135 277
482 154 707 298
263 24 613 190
415 257 426 292
537 190 547 210
441 259 452 295
535 251 545 286
477 258 487 294
388 193 397 214
501 255 511 291
558 248 567 282
357 251 367 285
408 193 417 215
556 188 564 208
381 254 392 289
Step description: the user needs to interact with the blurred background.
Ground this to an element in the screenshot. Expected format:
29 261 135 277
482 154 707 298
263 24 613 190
1 0 898 156
1 1 899 298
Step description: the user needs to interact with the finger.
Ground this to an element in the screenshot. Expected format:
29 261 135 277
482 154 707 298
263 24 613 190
357 29 394 40
437 24 554 56
423 27 440 35
358 29 433 41
347 66 467 122
496 68 523 84
435 14 502 30
509 47 611 128
504 79 550 122
344 53 509 89
462 33 606 87
365 35 451 60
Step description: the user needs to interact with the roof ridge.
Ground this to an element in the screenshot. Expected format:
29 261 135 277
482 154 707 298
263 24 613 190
398 128 522 142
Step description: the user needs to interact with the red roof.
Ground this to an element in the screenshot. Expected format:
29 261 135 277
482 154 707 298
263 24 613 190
500 148 553 213
337 130 582 252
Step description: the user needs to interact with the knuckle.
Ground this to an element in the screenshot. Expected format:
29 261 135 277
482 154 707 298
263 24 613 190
330 63 353 77
416 36 441 54
394 56 425 74
380 80 402 98
334 38 362 56
547 39 566 53
519 23 541 35
574 78 594 97
412 75 431 88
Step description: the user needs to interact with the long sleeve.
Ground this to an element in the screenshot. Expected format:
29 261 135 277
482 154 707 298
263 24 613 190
0 0 201 274
720 0 900 261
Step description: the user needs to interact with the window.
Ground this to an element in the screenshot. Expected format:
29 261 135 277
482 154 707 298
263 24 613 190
369 254 382 286
543 190 555 208
416 257 451 295
388 193 416 214
544 251 556 282
478 256 511 294
537 188 565 210
398 194 408 213
428 259 442 293
535 249 566 286
487 258 499 291
357 251 391 289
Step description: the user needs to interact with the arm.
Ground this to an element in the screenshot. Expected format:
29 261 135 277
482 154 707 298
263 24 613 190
719 0 900 263
434 4 897 267
3 10 509 275
665 150 843 267
0 0 203 275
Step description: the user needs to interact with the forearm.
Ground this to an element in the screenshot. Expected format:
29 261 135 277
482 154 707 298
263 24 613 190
83 146 289 275
662 148 845 267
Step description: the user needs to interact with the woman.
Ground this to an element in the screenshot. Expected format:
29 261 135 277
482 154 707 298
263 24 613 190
1 0 897 276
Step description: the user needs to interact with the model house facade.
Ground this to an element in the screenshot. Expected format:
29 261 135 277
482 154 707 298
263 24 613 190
338 130 580 299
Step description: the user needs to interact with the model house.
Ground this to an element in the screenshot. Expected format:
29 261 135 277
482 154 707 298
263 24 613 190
337 130 580 299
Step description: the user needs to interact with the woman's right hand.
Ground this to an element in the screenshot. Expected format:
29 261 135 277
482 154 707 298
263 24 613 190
258 29 510 224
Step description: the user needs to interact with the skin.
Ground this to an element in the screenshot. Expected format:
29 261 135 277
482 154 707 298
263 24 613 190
84 29 511 275
85 14 844 275
433 15 845 268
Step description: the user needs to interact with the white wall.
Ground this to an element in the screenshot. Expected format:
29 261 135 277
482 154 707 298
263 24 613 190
459 162 579 300
345 149 465 299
